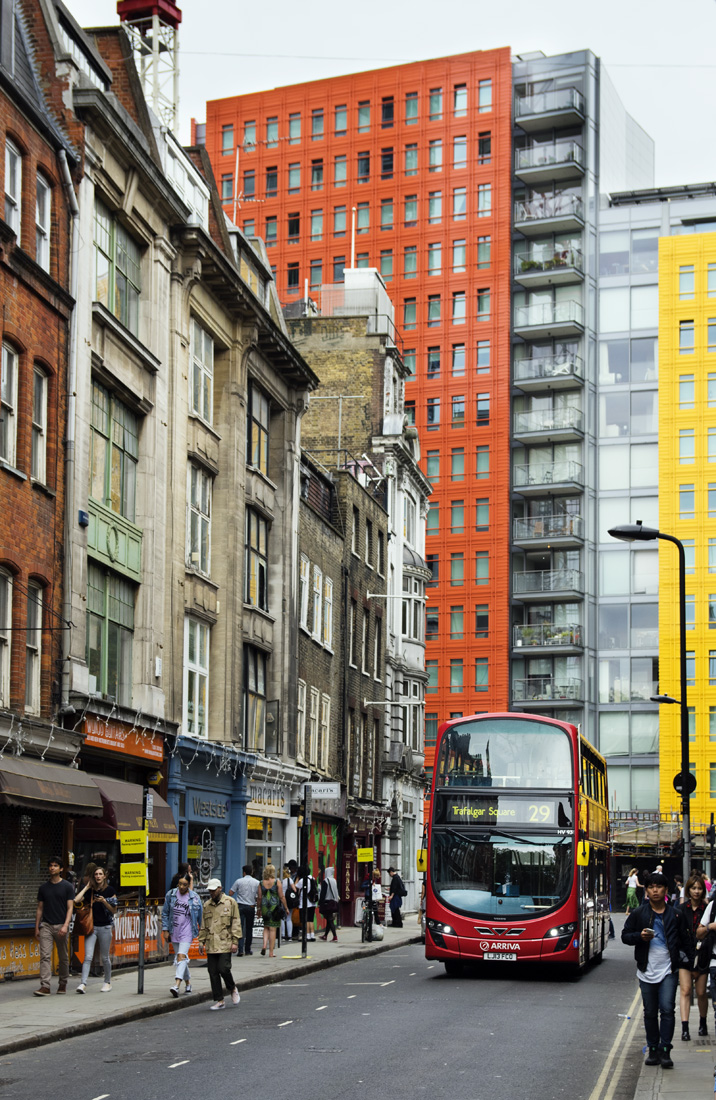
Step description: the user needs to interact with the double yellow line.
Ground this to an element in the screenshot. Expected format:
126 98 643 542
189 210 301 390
587 987 643 1100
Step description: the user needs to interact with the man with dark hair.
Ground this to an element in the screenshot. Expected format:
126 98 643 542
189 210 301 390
387 866 406 928
622 872 691 1068
229 865 259 955
34 857 74 996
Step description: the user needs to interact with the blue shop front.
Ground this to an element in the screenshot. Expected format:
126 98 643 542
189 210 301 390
166 737 254 890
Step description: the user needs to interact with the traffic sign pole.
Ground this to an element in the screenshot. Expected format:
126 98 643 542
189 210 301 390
137 787 152 994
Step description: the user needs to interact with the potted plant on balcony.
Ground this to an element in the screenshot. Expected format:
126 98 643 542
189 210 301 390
519 625 539 646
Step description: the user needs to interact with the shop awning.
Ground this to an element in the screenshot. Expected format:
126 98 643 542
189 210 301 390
0 757 104 815
88 775 178 842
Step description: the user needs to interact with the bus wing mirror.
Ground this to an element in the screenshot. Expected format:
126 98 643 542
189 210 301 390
416 849 427 873
577 839 590 867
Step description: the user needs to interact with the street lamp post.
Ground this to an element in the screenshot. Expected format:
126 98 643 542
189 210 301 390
608 522 690 879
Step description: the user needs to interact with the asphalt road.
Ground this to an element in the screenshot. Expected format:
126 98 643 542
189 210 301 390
0 930 645 1100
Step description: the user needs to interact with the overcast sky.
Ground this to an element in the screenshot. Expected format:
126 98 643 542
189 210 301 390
66 0 715 187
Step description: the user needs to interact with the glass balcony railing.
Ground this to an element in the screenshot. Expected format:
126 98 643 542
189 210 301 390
513 461 584 489
514 194 584 225
512 676 584 702
514 300 584 329
513 407 583 435
515 141 585 173
513 622 582 648
515 246 583 277
513 514 584 541
514 353 584 385
515 88 586 120
512 569 584 595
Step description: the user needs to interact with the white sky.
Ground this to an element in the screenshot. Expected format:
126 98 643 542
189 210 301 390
66 0 716 187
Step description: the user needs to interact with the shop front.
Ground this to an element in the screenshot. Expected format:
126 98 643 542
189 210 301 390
245 778 292 879
340 803 386 928
306 791 344 932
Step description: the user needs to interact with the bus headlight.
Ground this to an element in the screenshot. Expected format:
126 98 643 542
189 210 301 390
427 919 454 935
543 922 576 950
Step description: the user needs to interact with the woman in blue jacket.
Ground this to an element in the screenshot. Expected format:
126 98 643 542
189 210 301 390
162 875 202 996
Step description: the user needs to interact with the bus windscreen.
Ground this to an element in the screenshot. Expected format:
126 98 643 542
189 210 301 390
436 717 573 790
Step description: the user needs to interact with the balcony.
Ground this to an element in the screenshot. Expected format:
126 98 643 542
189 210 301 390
515 194 585 237
515 88 586 133
513 460 584 496
513 299 584 339
513 353 584 392
514 246 584 288
513 406 583 444
513 513 584 548
513 622 583 651
512 569 584 601
512 677 584 704
515 141 585 184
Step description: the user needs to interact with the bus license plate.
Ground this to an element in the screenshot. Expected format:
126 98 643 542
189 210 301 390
483 951 517 961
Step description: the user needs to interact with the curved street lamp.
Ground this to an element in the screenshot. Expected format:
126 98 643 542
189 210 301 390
608 522 690 877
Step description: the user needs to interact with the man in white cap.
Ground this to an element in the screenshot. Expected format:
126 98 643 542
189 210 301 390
198 878 242 1010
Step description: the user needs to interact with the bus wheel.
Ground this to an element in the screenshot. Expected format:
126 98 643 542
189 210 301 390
593 950 604 965
444 960 462 977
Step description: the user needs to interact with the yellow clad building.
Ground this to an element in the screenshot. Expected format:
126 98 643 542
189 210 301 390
659 233 716 822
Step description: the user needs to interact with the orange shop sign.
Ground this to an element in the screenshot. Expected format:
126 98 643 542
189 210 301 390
84 716 163 762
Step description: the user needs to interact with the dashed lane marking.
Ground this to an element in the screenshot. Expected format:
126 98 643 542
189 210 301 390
278 1020 293 1027
169 1061 190 1069
380 980 396 987
230 1039 247 1045
347 995 357 999
91 1095 110 1099
316 1005 327 1011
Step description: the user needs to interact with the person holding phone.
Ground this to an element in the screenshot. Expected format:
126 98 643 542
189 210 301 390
622 872 691 1069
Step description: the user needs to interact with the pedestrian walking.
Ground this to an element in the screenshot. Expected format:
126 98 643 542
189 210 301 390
622 871 691 1068
198 878 241 1010
625 868 642 914
162 873 202 997
170 862 195 890
696 885 716 1022
318 867 340 941
33 856 74 996
387 866 407 928
257 864 289 957
675 874 709 1040
295 865 319 941
75 867 117 994
281 864 298 944
229 865 259 956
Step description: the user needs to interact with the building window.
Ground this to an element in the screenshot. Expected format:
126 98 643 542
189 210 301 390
245 507 268 610
425 607 438 641
310 209 323 241
357 202 370 233
476 550 489 584
311 565 323 642
679 429 695 464
452 291 466 324
0 570 10 708
428 295 441 327
349 599 357 665
429 87 443 120
477 236 491 268
404 400 415 426
450 658 463 693
425 713 438 746
476 393 490 425
378 200 394 232
427 396 440 428
679 374 695 408
452 394 465 425
427 502 439 534
287 262 299 292
427 553 439 585
708 319 716 354
450 606 464 639
475 604 489 638
475 497 489 530
25 583 43 714
299 555 309 630
478 132 492 165
182 616 209 737
453 83 467 116
311 108 324 140
679 265 695 299
709 263 716 297
475 657 488 692
288 163 300 192
361 612 369 672
710 483 716 519
405 143 418 175
358 101 370 132
243 169 255 198
357 151 370 182
380 250 393 280
334 206 346 236
403 298 416 330
351 507 359 554
451 447 464 480
297 679 307 759
310 259 323 289
247 381 270 474
427 450 440 482
377 531 385 575
381 148 394 178
365 518 373 566
380 96 394 128
477 183 492 218
428 242 441 276
318 694 330 770
334 104 347 135
429 139 443 173
94 199 141 334
476 444 489 479
426 660 438 693
453 187 466 220
405 91 418 124
452 344 465 376
478 79 492 112
4 139 21 239
187 464 212 575
266 117 278 147
334 155 347 187
680 320 695 354
243 219 255 238
686 651 695 687
711 651 716 687
35 173 51 272
243 646 267 750
404 494 417 544
190 318 214 423
0 342 18 466
477 287 491 321
90 381 139 520
428 191 442 224
477 340 491 372
221 124 234 154
323 577 333 648
333 256 345 282
427 347 440 377
265 216 277 246
452 135 467 171
404 195 418 227
686 594 695 630
451 500 464 534
404 244 417 277
452 239 466 273
243 120 256 148
87 564 134 707
311 160 324 190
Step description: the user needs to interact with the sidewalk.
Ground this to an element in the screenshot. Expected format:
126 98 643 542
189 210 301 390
0 922 421 1056
633 1003 715 1100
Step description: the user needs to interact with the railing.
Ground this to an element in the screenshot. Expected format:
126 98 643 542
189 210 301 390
515 246 583 276
515 141 585 173
513 353 584 385
366 313 404 354
514 194 584 224
514 622 582 648
513 514 584 541
512 677 584 702
514 300 584 328
515 87 585 119
512 569 584 595
602 681 659 704
513 460 585 488
513 407 583 435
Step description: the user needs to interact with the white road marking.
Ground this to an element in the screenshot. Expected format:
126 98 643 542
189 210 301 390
169 1061 189 1069
586 989 641 1100
90 1095 110 1099
362 1013 370 1015
380 980 395 987
345 982 383 985
316 1005 327 1011
409 972 416 976
230 1039 247 1045
427 965 435 969
278 1020 293 1027
347 995 357 999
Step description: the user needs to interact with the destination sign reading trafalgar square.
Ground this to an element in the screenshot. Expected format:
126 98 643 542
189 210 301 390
435 794 573 829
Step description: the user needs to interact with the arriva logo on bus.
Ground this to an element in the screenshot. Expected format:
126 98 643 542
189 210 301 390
479 941 521 951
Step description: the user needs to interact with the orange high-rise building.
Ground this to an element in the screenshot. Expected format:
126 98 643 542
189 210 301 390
202 49 514 785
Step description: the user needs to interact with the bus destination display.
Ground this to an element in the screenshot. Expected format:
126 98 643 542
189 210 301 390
435 793 573 828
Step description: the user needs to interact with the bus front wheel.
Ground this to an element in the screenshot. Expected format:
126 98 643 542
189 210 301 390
444 960 463 977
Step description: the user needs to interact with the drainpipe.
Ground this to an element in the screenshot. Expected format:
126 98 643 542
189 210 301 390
58 150 79 716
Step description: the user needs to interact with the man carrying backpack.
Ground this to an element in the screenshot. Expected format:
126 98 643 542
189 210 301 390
295 864 318 942
388 866 407 928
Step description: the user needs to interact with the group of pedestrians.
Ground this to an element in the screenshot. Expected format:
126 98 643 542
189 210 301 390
622 866 716 1070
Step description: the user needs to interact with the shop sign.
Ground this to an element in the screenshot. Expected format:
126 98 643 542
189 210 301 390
0 934 41 979
356 847 374 862
246 782 290 818
111 901 163 960
84 716 163 763
187 790 231 821
307 781 340 800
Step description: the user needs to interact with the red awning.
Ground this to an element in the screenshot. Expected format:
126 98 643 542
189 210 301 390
0 758 104 816
88 775 178 842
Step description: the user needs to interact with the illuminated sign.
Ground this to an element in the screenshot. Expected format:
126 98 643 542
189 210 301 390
435 795 572 828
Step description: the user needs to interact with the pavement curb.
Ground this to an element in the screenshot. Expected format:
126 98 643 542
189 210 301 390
0 934 421 1057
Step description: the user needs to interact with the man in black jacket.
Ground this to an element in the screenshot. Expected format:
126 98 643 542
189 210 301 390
622 872 691 1068
387 867 406 928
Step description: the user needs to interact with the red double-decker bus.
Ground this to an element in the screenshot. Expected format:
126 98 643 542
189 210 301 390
422 712 609 975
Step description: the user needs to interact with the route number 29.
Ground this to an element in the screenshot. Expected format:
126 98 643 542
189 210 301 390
528 804 552 823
